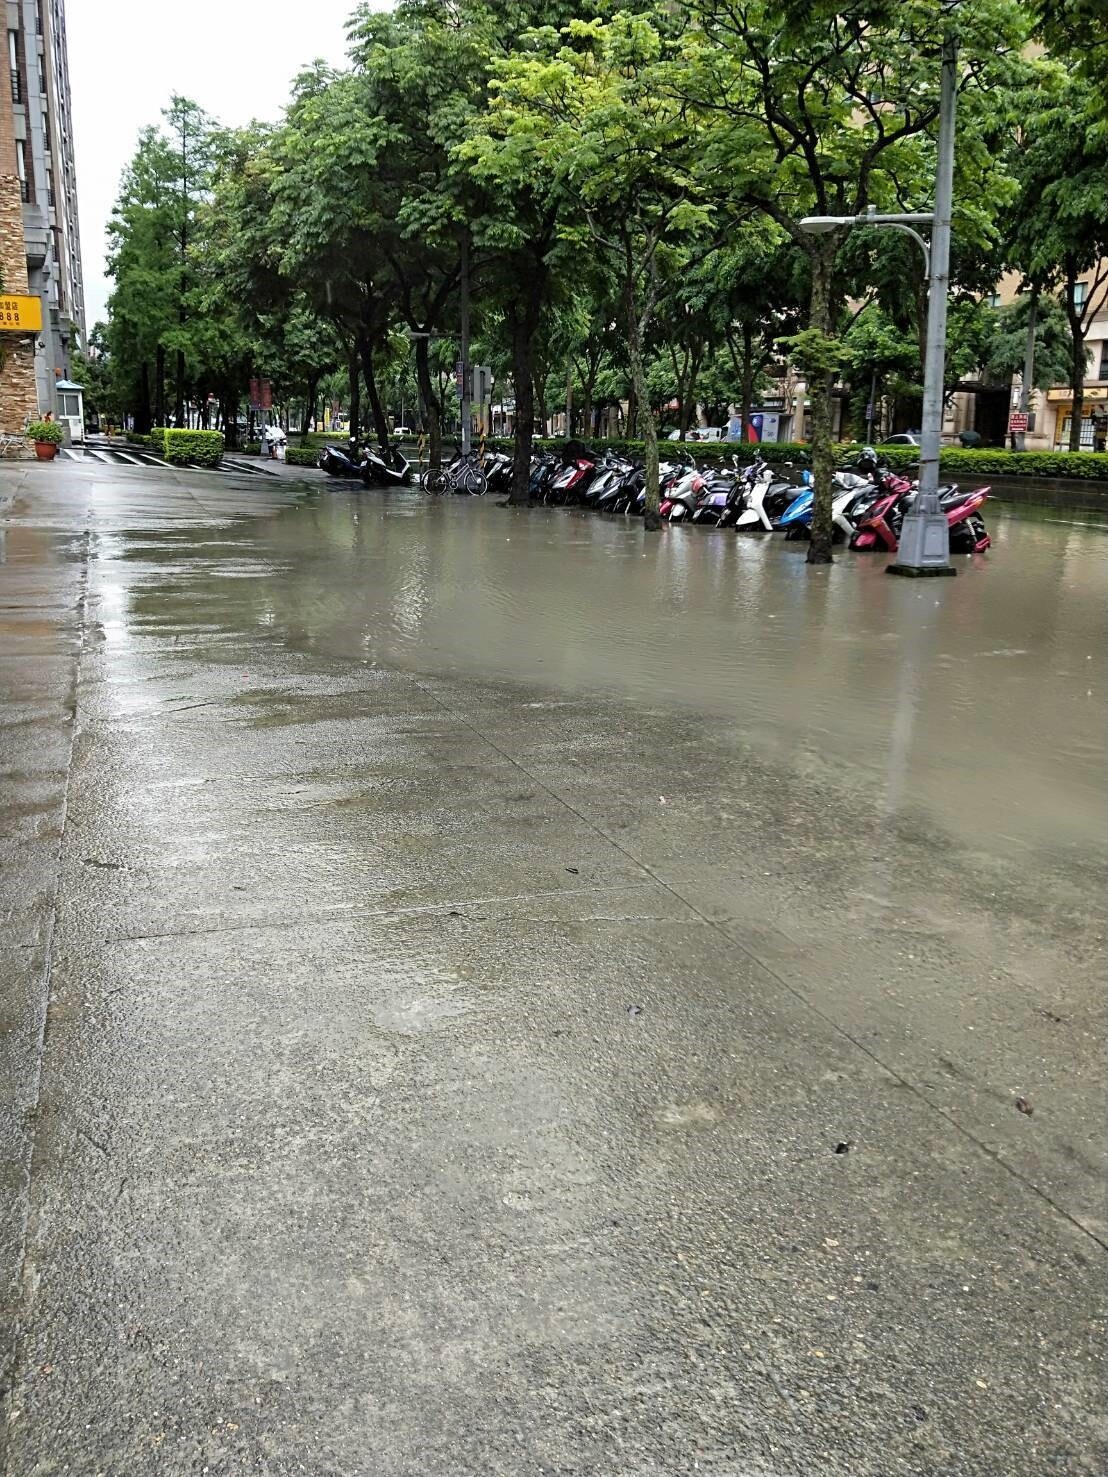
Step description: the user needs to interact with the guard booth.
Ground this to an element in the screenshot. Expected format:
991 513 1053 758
55 380 85 444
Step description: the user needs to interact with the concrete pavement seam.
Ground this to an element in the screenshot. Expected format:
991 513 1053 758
405 673 1108 1257
0 505 92 1471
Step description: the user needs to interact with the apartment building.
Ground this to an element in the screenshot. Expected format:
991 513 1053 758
945 266 1108 451
1 0 84 433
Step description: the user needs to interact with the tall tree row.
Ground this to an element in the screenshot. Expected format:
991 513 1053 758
100 0 1103 554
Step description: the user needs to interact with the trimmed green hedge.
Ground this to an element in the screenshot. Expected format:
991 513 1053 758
164 429 224 468
242 441 262 456
125 431 147 447
937 448 1107 480
284 447 321 468
148 427 169 454
487 436 1106 482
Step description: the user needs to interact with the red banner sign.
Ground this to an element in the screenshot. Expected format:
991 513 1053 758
1008 411 1028 432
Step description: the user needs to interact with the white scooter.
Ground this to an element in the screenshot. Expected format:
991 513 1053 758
734 458 800 531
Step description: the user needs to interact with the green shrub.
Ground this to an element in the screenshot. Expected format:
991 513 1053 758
295 430 352 450
26 420 64 444
164 429 224 468
938 448 1107 480
284 447 321 468
147 426 168 454
125 431 147 446
242 441 262 456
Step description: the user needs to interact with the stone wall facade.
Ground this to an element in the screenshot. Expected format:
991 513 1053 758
0 50 40 444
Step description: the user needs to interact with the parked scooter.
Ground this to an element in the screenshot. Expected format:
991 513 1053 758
661 462 706 521
362 442 412 488
853 482 991 553
547 451 598 505
318 439 366 477
734 458 801 531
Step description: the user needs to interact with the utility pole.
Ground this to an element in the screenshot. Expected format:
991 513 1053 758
460 230 471 456
889 17 959 576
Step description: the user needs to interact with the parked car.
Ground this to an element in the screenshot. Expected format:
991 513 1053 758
392 425 414 438
880 432 921 446
667 427 725 442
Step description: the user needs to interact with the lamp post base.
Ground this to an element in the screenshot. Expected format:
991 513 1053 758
887 562 957 577
888 507 953 576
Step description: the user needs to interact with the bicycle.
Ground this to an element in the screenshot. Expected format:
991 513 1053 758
422 448 487 496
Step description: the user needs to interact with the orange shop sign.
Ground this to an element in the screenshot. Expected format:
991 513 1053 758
1045 385 1108 403
0 294 43 332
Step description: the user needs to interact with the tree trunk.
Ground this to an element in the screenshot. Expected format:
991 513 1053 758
806 244 836 566
301 376 318 438
1065 260 1086 453
626 278 661 531
536 375 548 440
174 349 185 428
347 346 361 446
508 308 535 503
1016 287 1038 453
740 323 755 443
413 336 442 470
137 361 152 433
359 337 391 448
154 344 166 429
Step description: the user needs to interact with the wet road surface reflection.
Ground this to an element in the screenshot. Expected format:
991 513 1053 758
148 491 1107 861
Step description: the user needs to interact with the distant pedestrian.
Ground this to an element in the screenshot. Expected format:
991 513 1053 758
1091 406 1107 453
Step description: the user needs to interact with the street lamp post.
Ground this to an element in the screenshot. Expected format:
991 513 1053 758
799 16 962 576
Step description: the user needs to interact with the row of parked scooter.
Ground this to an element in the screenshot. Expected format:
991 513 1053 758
317 436 991 554
514 444 992 553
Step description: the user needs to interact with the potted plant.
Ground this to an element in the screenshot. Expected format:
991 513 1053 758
26 420 64 460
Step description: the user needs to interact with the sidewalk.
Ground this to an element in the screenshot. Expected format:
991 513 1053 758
1 459 1103 1476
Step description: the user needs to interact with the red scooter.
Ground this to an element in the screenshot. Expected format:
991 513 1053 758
851 481 991 554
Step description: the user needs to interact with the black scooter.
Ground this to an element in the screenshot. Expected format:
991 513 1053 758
318 439 366 478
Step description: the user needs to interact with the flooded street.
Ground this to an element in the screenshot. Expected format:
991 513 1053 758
1 462 1105 1476
131 489 1107 856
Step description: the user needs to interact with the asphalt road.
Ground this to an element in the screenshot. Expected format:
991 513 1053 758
0 460 1104 1476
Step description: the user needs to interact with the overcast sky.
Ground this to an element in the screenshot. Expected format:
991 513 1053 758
68 0 361 328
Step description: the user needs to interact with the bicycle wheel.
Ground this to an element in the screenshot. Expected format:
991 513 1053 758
422 469 447 494
462 469 487 495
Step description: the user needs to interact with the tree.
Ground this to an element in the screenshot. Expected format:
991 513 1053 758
473 13 717 527
105 124 179 430
1007 72 1108 450
680 0 1030 560
162 96 216 427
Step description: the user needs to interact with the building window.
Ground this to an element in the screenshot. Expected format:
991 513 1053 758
35 2 43 36
989 292 1002 309
59 392 80 419
8 31 20 103
43 108 49 148
16 139 31 202
1099 343 1108 382
1072 281 1088 309
46 167 54 207
38 62 46 94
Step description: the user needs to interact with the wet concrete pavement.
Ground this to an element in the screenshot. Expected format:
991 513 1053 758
0 460 1105 1475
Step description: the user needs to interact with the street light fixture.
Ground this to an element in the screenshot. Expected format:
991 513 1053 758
801 208 934 277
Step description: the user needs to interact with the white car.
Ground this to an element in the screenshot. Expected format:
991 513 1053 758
392 425 414 438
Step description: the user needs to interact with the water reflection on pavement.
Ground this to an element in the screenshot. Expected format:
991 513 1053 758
220 494 1107 859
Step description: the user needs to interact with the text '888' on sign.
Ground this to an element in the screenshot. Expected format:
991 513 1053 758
0 296 43 332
